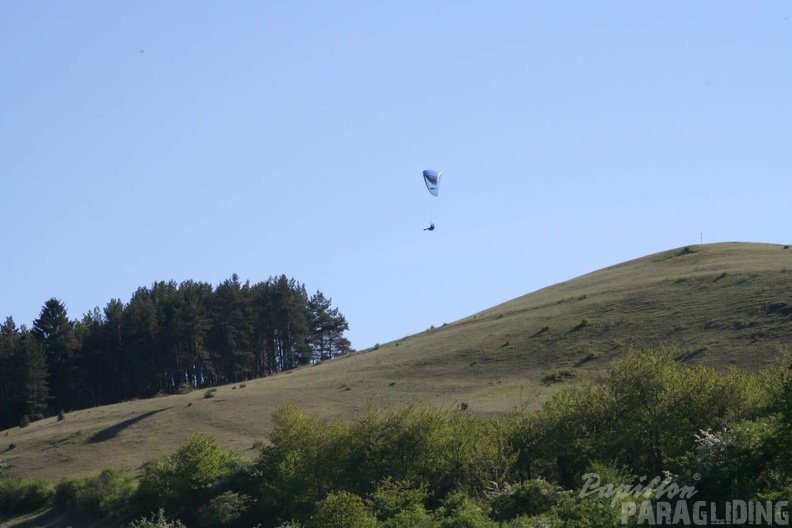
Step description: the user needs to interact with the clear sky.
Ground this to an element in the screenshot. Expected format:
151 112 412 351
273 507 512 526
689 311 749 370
2 2 791 351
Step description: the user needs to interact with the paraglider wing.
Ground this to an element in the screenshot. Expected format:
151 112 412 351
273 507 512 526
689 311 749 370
423 169 441 197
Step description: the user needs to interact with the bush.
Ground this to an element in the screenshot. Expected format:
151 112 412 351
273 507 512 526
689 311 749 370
58 409 66 421
380 508 436 527
53 477 80 508
19 414 30 428
178 383 194 394
541 369 577 384
129 508 188 528
134 433 245 517
53 469 134 518
305 491 377 528
0 478 54 516
434 492 497 527
489 480 563 521
204 388 217 398
199 491 249 527
541 492 626 527
84 469 134 518
367 478 428 522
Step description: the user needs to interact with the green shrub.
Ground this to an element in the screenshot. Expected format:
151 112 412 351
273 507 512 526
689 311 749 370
541 492 626 527
367 478 428 522
379 508 436 528
254 401 516 521
305 491 376 528
53 476 80 508
135 459 175 516
204 388 217 398
541 369 577 384
58 409 66 421
19 414 30 428
433 492 497 528
129 508 187 528
199 491 249 527
501 515 550 527
177 383 193 394
489 480 563 521
134 433 245 517
0 478 54 516
54 469 134 518
83 469 135 518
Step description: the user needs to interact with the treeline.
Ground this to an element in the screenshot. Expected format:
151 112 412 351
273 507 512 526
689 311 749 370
2 346 790 527
0 274 351 429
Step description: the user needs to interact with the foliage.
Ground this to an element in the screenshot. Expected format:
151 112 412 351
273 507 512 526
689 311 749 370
53 469 134 518
128 508 187 528
248 402 517 524
367 477 428 522
488 479 563 521
0 477 54 517
304 490 377 528
541 369 576 384
433 492 497 528
379 507 436 527
198 491 249 527
134 433 244 518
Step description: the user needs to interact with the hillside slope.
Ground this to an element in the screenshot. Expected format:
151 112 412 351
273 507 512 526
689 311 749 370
2 242 791 483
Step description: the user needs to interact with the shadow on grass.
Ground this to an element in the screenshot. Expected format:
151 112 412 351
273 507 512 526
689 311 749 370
88 408 171 444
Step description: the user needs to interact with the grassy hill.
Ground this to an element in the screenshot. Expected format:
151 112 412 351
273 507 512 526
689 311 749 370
2 242 792 485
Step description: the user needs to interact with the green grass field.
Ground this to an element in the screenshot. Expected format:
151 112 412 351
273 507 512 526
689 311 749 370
2 242 791 488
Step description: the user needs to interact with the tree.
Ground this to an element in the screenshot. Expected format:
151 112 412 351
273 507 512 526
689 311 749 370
0 317 21 429
32 298 77 413
135 433 243 523
308 291 351 361
208 275 255 384
171 280 213 390
19 330 50 420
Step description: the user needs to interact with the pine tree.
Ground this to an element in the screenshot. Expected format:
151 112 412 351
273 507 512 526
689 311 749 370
19 330 50 420
209 275 255 384
0 317 21 429
173 280 214 389
32 298 77 413
309 291 352 361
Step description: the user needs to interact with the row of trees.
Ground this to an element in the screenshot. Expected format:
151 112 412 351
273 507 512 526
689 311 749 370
0 274 351 430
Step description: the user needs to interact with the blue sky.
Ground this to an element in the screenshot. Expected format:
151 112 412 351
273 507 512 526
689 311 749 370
2 1 791 351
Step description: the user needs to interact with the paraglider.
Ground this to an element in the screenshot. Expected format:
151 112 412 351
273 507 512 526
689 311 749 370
423 169 441 197
422 169 441 231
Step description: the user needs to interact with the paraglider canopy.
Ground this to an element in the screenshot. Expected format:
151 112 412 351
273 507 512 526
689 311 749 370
423 169 441 197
